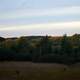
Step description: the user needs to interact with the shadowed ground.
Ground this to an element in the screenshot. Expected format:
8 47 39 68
0 62 80 80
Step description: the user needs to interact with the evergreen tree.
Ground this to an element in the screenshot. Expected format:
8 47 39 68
61 34 72 55
40 36 52 55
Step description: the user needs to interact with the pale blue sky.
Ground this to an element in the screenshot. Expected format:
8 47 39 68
0 0 80 37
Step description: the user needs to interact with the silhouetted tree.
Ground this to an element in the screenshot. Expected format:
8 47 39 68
61 34 73 55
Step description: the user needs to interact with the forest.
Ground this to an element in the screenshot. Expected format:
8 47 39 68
0 34 80 65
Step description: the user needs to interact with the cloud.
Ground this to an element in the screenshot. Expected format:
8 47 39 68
0 21 80 30
0 21 80 37
0 6 80 20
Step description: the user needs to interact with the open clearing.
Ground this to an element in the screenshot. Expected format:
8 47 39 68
0 62 80 80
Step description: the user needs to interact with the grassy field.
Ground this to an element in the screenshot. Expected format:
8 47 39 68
0 62 80 80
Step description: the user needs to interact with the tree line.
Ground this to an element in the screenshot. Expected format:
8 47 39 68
0 34 80 65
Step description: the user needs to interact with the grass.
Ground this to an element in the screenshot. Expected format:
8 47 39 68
0 62 80 80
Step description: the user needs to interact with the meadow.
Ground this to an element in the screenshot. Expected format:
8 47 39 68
0 62 80 80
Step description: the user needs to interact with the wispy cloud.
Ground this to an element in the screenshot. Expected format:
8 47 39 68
0 21 80 37
0 6 80 20
0 0 80 37
0 21 80 30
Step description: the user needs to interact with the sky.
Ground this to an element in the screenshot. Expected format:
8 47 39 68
0 0 80 37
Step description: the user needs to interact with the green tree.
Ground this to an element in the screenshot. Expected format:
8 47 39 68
60 34 75 64
61 34 72 55
15 37 29 53
40 35 52 56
